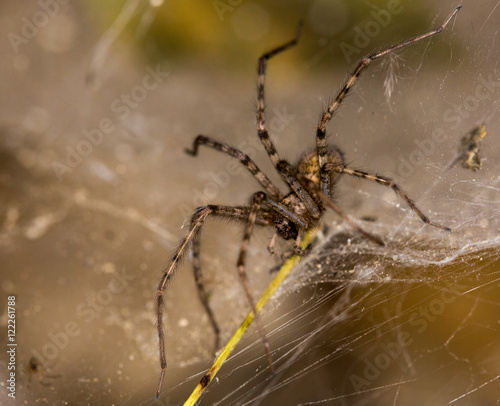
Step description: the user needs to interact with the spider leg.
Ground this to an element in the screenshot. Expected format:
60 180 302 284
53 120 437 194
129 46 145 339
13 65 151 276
255 24 328 216
265 197 309 230
192 230 221 351
316 6 461 195
276 160 321 219
293 230 307 254
237 192 274 373
298 175 385 246
268 230 308 259
268 232 297 258
186 135 282 199
257 22 303 166
324 163 451 232
267 232 280 256
156 205 272 399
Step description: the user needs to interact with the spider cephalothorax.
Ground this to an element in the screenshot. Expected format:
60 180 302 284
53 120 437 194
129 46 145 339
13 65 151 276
271 147 345 242
155 7 461 398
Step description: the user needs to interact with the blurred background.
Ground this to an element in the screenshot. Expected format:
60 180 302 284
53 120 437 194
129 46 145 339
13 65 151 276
0 0 499 405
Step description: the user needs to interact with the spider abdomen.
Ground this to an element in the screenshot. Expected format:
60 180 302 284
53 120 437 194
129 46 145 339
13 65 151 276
297 146 344 197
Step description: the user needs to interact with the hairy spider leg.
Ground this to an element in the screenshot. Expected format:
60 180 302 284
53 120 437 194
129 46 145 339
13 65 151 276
294 174 385 246
256 24 347 226
256 22 303 166
156 205 271 399
254 22 333 216
267 232 290 258
237 192 275 372
277 160 321 219
192 231 221 351
324 163 451 231
186 134 282 199
316 6 462 196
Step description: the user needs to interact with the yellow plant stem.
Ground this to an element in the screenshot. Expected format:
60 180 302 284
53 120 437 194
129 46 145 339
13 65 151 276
183 228 317 406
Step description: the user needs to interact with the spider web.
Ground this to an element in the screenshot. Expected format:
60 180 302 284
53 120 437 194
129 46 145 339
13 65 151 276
168 157 500 406
1 1 499 406
148 2 500 405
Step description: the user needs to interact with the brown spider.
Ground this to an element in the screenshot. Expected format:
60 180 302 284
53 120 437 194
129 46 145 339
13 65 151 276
448 124 486 171
155 7 460 397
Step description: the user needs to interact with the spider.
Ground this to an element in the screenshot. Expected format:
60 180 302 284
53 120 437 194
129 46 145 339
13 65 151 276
155 7 460 397
448 124 486 171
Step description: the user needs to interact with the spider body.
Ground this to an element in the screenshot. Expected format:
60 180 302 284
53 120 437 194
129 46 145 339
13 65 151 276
155 7 461 398
452 124 486 171
272 148 345 241
298 149 344 190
